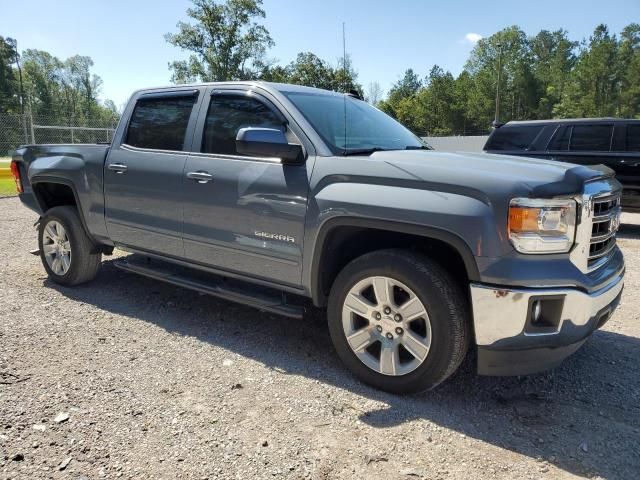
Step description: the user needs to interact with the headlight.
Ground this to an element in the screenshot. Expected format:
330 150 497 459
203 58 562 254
508 198 577 254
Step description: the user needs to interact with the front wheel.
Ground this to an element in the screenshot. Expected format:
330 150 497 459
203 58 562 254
327 249 470 394
38 206 101 286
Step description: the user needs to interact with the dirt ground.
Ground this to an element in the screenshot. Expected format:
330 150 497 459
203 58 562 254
1 195 639 479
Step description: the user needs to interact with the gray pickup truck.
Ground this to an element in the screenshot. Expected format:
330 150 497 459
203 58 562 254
11 82 625 393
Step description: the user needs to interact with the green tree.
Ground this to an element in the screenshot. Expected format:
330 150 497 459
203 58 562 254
257 51 361 93
617 23 640 117
20 48 117 125
22 49 62 117
554 25 620 117
465 26 538 126
165 0 274 83
529 29 577 118
420 65 457 135
0 36 20 113
378 69 423 126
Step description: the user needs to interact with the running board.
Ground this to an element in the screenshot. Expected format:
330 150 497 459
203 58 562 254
113 255 304 319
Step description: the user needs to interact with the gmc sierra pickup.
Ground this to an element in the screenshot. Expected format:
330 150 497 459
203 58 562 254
11 82 625 393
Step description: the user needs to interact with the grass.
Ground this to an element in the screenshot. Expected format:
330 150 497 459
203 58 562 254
0 158 17 196
0 178 17 197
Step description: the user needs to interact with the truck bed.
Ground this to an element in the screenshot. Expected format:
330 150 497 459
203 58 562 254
12 143 111 242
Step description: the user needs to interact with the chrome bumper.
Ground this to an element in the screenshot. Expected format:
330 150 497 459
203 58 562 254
470 271 624 376
471 272 624 347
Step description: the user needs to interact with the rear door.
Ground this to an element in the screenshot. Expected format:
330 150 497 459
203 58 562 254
181 88 310 287
104 89 201 257
546 123 615 167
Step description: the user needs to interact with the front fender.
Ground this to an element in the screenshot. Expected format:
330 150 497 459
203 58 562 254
302 182 500 304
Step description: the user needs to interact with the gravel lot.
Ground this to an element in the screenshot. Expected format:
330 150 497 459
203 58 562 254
1 196 639 480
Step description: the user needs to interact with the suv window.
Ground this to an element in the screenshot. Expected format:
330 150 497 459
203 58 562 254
626 124 640 152
548 126 570 150
125 96 196 151
570 125 612 152
202 95 283 155
485 125 543 151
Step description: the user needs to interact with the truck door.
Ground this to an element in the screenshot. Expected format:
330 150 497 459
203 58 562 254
181 89 310 287
104 89 201 257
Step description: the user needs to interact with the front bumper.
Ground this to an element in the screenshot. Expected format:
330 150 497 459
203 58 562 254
470 271 624 376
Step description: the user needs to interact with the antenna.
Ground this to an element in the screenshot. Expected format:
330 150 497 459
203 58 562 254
342 22 347 154
342 22 347 92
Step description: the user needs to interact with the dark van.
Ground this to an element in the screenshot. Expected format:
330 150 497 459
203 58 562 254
484 118 640 213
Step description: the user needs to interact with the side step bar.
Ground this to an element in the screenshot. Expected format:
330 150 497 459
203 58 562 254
114 255 304 319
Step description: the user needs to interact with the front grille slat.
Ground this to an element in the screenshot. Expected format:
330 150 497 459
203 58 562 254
587 193 621 269
590 231 617 244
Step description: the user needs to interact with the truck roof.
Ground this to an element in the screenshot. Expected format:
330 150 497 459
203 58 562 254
131 81 344 98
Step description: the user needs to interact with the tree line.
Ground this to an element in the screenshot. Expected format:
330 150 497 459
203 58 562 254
0 36 119 125
1 0 639 141
378 24 640 135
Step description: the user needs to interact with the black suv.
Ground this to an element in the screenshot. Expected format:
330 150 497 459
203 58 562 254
484 118 640 213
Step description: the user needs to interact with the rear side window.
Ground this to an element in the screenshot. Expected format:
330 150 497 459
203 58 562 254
202 95 283 155
570 125 612 152
485 126 542 151
626 124 640 151
125 96 196 151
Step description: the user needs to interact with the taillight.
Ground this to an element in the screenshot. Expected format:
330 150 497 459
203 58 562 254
10 160 23 193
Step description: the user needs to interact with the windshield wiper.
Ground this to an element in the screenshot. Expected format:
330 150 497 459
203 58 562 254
404 145 432 150
342 147 390 156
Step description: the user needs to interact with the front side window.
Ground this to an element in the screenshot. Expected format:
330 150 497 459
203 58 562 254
125 96 196 151
485 125 543 151
548 126 570 151
202 95 284 155
570 125 612 152
283 91 425 155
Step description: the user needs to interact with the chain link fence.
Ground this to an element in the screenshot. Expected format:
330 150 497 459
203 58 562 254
0 113 118 157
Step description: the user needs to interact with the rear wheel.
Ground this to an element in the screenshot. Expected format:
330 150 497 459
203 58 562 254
38 206 101 286
327 249 470 394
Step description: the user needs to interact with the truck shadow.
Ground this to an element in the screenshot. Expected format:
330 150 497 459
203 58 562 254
619 222 640 239
48 260 640 479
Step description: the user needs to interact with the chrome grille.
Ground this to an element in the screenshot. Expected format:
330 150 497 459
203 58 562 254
588 193 621 268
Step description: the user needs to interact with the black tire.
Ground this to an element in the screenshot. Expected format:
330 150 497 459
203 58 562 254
38 206 101 286
327 249 470 394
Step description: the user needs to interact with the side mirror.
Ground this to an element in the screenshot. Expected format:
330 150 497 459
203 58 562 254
236 127 303 163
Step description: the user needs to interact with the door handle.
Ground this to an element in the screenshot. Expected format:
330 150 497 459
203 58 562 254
187 171 213 184
108 163 128 174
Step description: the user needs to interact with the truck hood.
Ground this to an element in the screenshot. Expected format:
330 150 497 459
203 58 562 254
371 150 614 202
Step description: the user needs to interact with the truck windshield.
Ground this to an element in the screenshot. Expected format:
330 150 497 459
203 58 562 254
283 91 428 155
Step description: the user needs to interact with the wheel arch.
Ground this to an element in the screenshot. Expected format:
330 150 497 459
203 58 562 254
31 178 101 250
309 217 480 307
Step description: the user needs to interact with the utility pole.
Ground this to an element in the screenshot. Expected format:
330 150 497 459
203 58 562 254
493 42 503 127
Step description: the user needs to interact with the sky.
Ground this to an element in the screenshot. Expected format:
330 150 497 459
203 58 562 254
4 0 639 109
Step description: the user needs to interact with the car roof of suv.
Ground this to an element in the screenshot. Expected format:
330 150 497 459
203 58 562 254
502 118 640 126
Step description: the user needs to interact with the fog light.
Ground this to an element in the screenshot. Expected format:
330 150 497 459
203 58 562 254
525 296 565 333
532 300 542 323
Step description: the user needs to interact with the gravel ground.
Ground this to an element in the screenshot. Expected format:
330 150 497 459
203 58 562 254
1 196 639 480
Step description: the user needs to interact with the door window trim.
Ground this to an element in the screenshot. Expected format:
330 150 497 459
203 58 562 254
118 89 203 153
191 87 308 163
